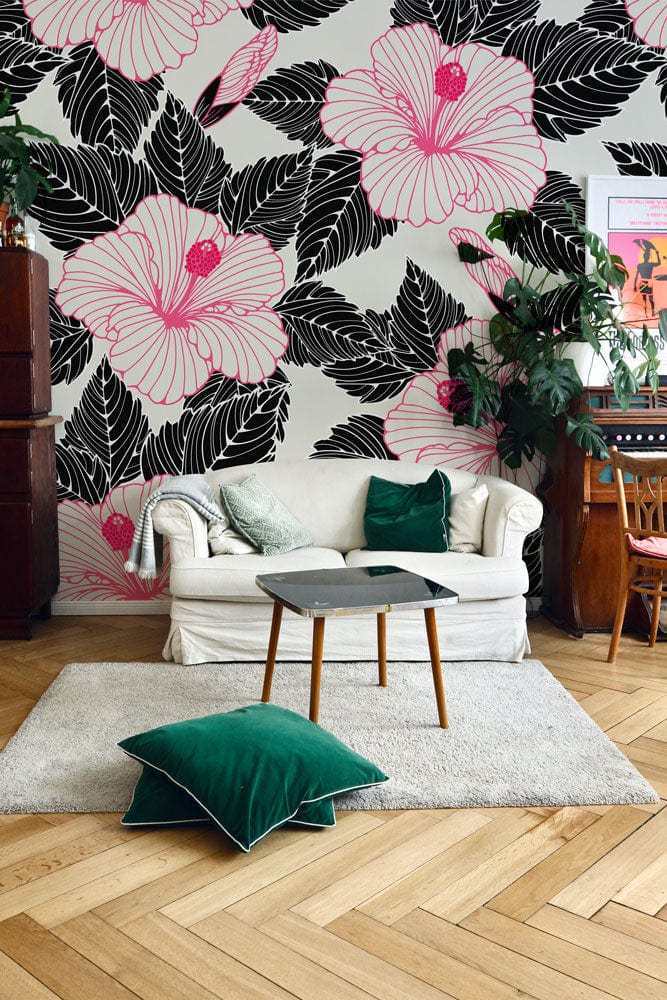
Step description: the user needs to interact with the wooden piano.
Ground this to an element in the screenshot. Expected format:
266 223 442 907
540 386 667 636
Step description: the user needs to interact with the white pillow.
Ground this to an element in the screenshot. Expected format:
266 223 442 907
207 520 259 555
448 484 489 553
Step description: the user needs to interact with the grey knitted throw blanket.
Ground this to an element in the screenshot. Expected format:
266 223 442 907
125 475 225 580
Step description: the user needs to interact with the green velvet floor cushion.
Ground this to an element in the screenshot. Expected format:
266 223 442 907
118 703 387 852
219 475 312 556
364 469 451 552
121 763 336 829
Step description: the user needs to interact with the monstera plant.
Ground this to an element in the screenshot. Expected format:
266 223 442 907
449 206 665 471
0 88 58 213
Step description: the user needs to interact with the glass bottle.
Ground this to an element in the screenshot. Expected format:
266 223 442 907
4 198 28 248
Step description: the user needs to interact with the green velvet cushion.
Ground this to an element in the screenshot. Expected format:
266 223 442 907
122 764 336 829
219 475 312 557
118 703 387 851
364 469 451 552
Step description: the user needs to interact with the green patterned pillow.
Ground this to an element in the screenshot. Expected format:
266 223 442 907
220 475 312 556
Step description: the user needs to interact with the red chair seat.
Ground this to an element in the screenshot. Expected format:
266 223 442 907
627 534 667 558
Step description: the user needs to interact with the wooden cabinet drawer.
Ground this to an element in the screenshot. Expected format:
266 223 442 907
0 435 31 493
0 502 33 609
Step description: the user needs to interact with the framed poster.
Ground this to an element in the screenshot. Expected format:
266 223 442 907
587 176 667 332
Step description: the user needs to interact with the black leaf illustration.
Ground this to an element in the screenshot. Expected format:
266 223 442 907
496 171 585 273
0 34 65 107
604 140 667 176
244 60 338 149
0 0 29 36
503 19 662 141
579 0 636 40
55 45 162 153
389 258 467 371
141 372 290 477
144 93 232 213
243 0 357 33
30 144 158 254
193 76 236 129
61 357 149 490
277 281 378 366
391 0 476 44
322 355 415 403
472 0 540 46
49 291 92 386
218 149 312 251
295 150 398 281
56 443 109 506
311 415 396 460
539 282 582 336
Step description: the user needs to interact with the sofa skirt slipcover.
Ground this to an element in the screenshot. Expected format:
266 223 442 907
163 595 531 665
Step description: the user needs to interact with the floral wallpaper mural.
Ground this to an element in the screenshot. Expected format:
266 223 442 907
1 0 666 608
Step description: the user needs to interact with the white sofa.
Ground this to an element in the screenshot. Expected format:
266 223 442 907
152 459 543 665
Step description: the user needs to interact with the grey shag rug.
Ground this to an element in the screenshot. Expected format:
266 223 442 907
0 659 658 813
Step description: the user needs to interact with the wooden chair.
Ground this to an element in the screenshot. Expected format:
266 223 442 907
607 445 667 662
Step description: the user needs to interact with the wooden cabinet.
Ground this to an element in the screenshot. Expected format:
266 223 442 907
0 250 61 639
540 387 667 636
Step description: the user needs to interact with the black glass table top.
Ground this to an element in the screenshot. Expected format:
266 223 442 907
255 565 459 618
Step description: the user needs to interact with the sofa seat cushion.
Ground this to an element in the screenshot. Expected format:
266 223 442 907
344 549 528 601
170 547 345 601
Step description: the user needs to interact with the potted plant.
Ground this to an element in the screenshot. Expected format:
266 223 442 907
0 88 58 247
449 206 665 471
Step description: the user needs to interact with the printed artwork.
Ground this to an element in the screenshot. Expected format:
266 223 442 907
2 0 667 604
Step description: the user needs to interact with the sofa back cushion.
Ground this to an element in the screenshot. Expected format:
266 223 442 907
207 460 477 552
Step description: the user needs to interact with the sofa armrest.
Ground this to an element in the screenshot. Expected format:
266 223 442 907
477 477 543 559
152 499 210 563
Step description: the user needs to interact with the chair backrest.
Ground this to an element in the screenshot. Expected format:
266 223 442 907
609 445 667 539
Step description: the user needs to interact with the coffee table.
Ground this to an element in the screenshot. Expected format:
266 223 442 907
255 565 459 728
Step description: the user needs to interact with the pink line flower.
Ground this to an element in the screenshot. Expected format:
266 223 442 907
384 319 543 493
626 0 667 47
55 193 287 404
23 0 255 81
195 25 278 126
56 479 170 603
320 23 546 227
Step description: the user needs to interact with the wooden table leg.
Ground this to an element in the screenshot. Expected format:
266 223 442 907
309 617 326 724
262 601 283 703
424 607 448 729
377 611 387 687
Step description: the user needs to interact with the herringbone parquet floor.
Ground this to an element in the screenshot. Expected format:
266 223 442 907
0 614 665 999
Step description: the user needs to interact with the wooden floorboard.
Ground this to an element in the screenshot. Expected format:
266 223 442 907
0 614 665 999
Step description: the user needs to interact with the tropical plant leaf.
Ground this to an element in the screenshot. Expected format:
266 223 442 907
529 358 583 413
603 140 667 176
503 18 662 141
55 45 162 153
56 442 109 505
243 0 357 32
278 281 377 366
310 414 396 460
566 413 608 458
0 34 65 108
389 258 467 371
144 93 231 213
295 150 398 281
61 357 149 489
140 372 290 476
495 172 585 273
49 291 93 385
390 0 476 44
472 0 540 45
218 149 312 250
579 0 637 40
29 143 158 253
244 60 338 148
